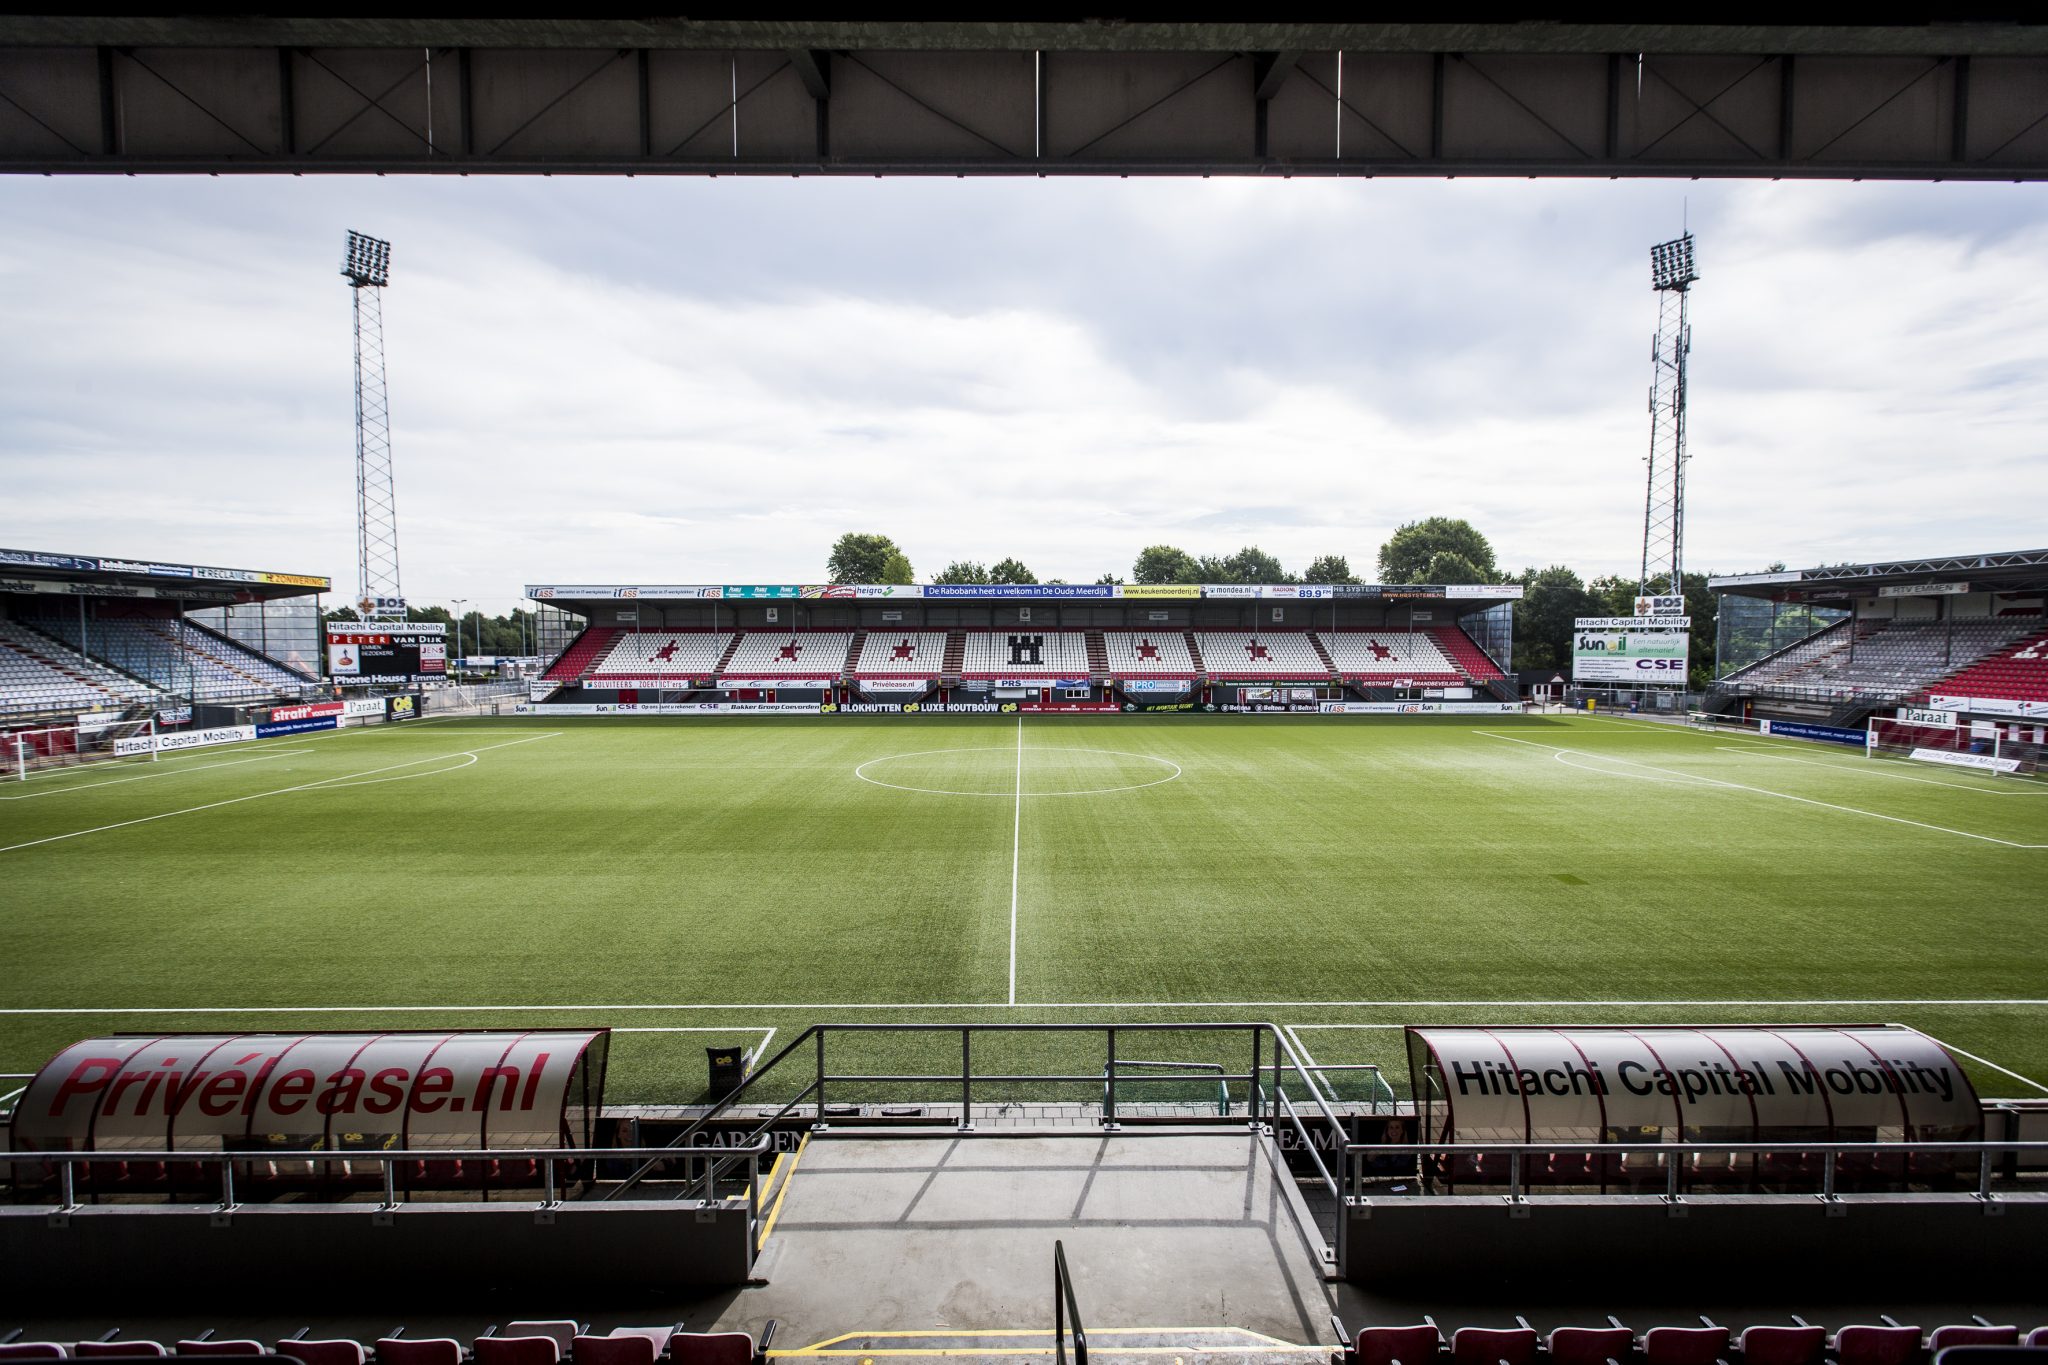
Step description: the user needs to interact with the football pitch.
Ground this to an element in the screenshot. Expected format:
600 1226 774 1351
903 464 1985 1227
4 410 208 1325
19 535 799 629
3 712 2044 1108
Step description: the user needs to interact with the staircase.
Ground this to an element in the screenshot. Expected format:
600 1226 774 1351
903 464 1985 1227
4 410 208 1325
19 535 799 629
1306 632 1340 680
540 626 621 683
1085 630 1109 683
711 632 745 682
941 630 966 685
1184 631 1207 680
841 631 867 682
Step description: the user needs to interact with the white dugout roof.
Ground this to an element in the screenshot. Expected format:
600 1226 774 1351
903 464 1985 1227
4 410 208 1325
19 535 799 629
1406 1025 1982 1145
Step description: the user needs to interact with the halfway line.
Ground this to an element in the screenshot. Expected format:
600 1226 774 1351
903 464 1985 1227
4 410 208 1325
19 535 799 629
1008 715 1023 1006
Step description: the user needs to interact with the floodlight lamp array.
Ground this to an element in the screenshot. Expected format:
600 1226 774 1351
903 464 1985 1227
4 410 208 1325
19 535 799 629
1650 234 1696 291
342 230 391 288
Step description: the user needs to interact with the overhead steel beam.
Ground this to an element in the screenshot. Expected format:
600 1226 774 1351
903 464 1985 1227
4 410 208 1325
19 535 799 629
1 21 2044 178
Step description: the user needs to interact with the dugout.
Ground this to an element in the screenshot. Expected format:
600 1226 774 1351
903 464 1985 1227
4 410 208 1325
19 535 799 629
1406 1024 1981 1194
7 1029 608 1197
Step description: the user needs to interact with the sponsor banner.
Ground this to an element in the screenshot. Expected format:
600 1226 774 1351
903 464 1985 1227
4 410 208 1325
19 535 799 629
259 572 330 588
1122 680 1190 694
267 701 345 724
800 584 922 599
1909 747 2022 774
328 628 446 685
1758 719 1865 746
1709 570 1802 587
386 694 421 721
921 584 1112 599
1446 583 1525 599
528 585 726 600
721 678 835 689
138 724 257 754
825 702 1018 714
1117 584 1200 599
343 697 387 717
1018 701 1120 712
155 706 193 727
1258 584 1331 600
1574 617 1692 630
1122 701 1201 713
1572 629 1690 682
1897 706 1958 728
517 702 824 715
1318 702 1521 715
1633 594 1687 616
255 715 339 739
1879 581 1969 597
113 735 155 756
1379 586 1447 600
529 681 556 702
0 549 100 572
723 585 805 599
860 683 935 696
1334 584 1378 598
1200 584 1259 599
1927 694 2048 719
330 622 447 637
76 710 122 731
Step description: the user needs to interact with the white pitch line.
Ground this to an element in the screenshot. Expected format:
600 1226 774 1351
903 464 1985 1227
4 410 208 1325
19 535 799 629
0 734 559 855
1008 715 1023 1007
1914 1031 2048 1096
1479 730 2046 849
1714 743 2048 796
0 749 313 800
5 997 2044 1015
611 1025 776 1035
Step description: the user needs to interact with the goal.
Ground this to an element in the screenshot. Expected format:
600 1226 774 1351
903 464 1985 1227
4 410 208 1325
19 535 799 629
2 717 156 781
1866 713 2044 778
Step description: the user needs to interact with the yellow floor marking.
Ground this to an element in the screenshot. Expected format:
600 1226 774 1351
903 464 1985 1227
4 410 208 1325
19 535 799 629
755 1133 807 1251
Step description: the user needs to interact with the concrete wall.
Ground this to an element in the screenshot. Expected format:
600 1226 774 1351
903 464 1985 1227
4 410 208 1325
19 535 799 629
1 1200 753 1306
1344 1193 2047 1292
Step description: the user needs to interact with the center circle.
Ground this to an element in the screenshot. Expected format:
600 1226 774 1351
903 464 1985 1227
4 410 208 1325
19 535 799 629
854 746 1182 798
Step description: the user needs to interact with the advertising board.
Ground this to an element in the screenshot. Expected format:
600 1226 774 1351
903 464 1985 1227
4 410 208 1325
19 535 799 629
326 626 447 686
1572 629 1690 682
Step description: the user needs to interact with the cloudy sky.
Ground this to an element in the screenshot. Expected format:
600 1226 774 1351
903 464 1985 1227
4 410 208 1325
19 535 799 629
2 172 2044 611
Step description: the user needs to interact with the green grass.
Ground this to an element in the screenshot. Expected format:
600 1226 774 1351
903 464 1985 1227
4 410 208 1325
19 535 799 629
2 712 2043 1106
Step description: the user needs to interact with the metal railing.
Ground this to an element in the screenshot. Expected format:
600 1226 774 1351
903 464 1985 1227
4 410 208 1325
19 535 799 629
1340 1139 2048 1208
2 1141 771 1228
1054 1240 1088 1365
601 1021 1355 1263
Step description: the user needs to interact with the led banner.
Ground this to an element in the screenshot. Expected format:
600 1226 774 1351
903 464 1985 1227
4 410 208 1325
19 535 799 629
1572 629 1690 682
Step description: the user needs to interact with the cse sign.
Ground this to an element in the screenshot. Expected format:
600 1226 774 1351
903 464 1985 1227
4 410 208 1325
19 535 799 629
1572 627 1690 683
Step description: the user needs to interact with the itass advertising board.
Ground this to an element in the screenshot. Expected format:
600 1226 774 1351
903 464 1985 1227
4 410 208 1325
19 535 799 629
327 629 446 685
1572 629 1690 682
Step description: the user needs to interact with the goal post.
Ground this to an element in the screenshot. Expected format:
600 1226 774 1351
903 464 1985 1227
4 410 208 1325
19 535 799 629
1866 712 2044 777
2 717 156 781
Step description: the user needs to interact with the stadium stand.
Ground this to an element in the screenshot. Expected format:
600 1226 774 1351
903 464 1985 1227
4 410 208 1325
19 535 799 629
1427 626 1509 682
1721 616 2041 703
958 629 1092 679
1316 631 1464 685
1195 632 1329 680
0 622 159 715
852 632 949 679
1101 631 1196 677
542 627 622 683
1915 626 2048 705
33 617 308 702
721 632 853 679
586 632 736 682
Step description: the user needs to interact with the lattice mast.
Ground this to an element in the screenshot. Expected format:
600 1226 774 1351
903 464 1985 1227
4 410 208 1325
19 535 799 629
1640 233 1697 598
342 231 402 617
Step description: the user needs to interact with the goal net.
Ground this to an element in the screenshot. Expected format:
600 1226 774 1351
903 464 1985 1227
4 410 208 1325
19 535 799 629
2 717 156 781
1866 713 2045 778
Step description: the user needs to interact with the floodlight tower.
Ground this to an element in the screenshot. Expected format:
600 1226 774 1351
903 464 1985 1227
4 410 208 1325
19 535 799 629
342 230 403 618
1639 233 1697 599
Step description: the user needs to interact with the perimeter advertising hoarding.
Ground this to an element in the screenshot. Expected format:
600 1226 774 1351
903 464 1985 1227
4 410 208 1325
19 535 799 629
327 625 447 686
1572 629 1689 682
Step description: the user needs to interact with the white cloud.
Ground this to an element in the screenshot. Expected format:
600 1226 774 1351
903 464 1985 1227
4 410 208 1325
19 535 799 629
0 174 2043 607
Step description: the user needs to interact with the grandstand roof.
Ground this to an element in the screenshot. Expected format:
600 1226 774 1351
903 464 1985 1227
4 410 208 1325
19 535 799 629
527 582 1524 604
0 547 329 603
1709 547 2048 602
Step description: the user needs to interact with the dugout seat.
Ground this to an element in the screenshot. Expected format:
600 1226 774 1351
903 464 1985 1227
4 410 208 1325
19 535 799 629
1451 1327 1536 1365
1734 1325 1825 1365
1926 1327 2018 1352
1826 1326 1920 1365
469 1343 554 1365
1543 1325 1635 1365
175 1342 266 1357
374 1341 463 1365
1640 1326 1726 1365
1331 1316 1442 1365
0 1347 68 1360
567 1330 678 1365
668 1324 774 1365
76 1346 166 1358
275 1343 365 1365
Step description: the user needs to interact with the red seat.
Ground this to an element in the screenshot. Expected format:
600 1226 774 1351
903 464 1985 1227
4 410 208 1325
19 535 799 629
471 1341 557 1365
669 1336 761 1365
1830 1327 1920 1365
1354 1326 1443 1365
1925 1327 2016 1352
1450 1328 1536 1365
77 1347 168 1359
177 1345 265 1357
274 1345 364 1365
1546 1328 1634 1365
0 1347 67 1360
2025 1329 2048 1349
1737 1326 1824 1365
569 1339 664 1365
1643 1327 1726 1365
375 1343 462 1365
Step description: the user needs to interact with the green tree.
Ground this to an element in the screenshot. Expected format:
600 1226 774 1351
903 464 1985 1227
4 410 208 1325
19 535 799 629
1587 573 1637 616
1376 518 1499 584
827 533 911 584
1303 554 1359 584
1512 565 1599 672
1194 546 1295 584
1094 572 1123 585
932 560 991 585
988 557 1038 585
1132 545 1200 585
